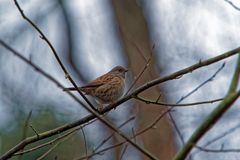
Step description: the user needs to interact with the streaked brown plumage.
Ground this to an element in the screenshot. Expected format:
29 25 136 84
63 66 128 106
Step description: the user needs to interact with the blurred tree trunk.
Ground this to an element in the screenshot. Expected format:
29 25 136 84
111 0 177 159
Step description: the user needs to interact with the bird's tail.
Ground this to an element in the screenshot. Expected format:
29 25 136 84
63 87 82 91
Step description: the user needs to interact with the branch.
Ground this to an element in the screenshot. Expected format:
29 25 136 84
119 144 128 160
195 145 240 153
192 122 240 156
93 116 135 152
75 108 172 160
81 127 88 159
14 126 80 156
29 125 39 138
135 96 223 107
168 62 225 156
36 143 59 160
224 0 240 11
174 91 240 160
18 111 32 160
14 118 99 157
228 57 240 93
125 45 154 95
35 131 75 160
174 55 240 160
177 62 225 103
74 116 135 160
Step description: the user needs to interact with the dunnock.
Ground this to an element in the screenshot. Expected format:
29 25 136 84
63 66 128 110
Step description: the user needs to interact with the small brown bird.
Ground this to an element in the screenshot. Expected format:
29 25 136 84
63 66 128 110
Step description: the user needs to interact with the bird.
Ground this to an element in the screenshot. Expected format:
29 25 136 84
63 66 128 111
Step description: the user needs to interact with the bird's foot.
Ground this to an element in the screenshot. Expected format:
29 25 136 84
97 104 104 113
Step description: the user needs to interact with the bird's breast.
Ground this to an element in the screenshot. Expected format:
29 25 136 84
95 76 125 103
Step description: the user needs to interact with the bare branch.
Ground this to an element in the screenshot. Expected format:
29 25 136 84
169 62 225 159
81 127 88 159
76 108 172 160
135 96 223 107
193 122 240 156
93 116 135 152
29 125 39 138
119 144 128 160
13 118 98 157
195 145 240 153
18 111 32 160
177 63 225 103
224 0 240 11
36 143 58 160
36 130 76 160
13 126 81 156
119 26 147 62
174 55 240 160
125 45 154 95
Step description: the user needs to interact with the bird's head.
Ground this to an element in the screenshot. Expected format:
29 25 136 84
109 66 128 78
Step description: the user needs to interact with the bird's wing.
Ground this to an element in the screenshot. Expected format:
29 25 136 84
63 80 103 91
80 80 104 88
63 78 104 92
81 73 117 88
63 73 115 93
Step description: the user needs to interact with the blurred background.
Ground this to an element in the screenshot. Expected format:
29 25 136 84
0 0 240 159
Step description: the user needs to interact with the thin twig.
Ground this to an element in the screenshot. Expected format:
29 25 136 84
93 116 135 152
135 96 223 107
76 108 172 160
119 144 128 160
14 126 81 156
29 125 39 138
18 111 32 160
155 93 162 103
81 127 88 159
177 63 225 103
192 121 240 156
22 111 32 140
168 62 225 160
119 27 147 62
36 131 76 160
195 145 240 153
132 128 136 143
13 119 97 156
56 117 135 160
125 45 154 95
224 0 240 11
36 143 58 160
136 109 172 136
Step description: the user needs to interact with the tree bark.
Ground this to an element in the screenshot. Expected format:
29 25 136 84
111 0 177 159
